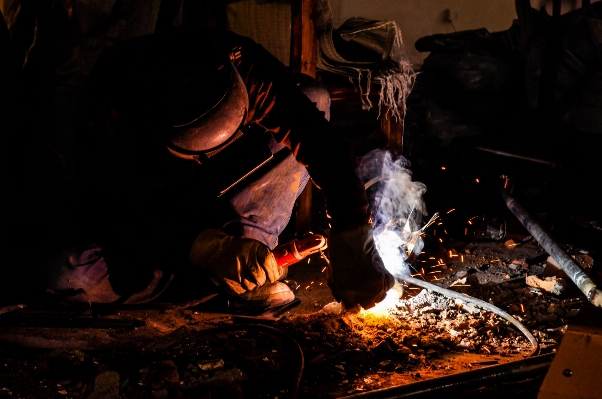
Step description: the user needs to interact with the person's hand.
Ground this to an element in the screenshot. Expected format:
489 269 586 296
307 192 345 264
327 224 395 310
189 229 285 295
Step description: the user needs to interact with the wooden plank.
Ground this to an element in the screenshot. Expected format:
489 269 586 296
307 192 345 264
290 0 317 77
290 0 317 236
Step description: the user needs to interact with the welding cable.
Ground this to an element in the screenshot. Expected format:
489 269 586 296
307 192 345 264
218 324 305 399
0 304 27 315
397 275 539 357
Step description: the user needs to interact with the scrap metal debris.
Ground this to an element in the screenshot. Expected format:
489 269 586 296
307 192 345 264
526 275 569 295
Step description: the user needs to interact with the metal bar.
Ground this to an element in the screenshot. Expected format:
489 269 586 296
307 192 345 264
341 354 554 398
500 189 602 307
474 146 556 167
232 298 301 324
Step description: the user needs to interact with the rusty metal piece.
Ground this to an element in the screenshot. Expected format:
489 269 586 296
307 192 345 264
232 298 301 325
340 354 554 398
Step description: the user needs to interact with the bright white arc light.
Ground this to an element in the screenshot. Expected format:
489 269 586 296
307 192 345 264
360 150 427 315
374 229 408 277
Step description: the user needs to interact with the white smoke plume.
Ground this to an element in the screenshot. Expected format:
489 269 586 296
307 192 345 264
360 150 427 278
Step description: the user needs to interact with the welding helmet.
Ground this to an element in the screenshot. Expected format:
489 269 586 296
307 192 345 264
86 30 249 159
165 55 250 162
86 30 270 196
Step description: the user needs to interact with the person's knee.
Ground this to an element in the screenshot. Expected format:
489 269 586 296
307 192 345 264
292 73 331 121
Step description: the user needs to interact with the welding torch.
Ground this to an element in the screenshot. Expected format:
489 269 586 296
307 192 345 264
272 234 327 268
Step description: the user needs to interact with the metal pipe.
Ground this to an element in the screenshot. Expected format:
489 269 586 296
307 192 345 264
500 189 602 307
341 353 553 398
474 146 556 167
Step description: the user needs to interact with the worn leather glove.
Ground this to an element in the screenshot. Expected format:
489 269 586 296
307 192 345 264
327 224 395 310
189 229 285 295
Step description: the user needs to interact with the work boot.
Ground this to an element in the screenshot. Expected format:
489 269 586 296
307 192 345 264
229 281 295 309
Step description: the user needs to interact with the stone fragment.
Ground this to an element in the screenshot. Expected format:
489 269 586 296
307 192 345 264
525 276 568 295
378 360 395 370
373 340 394 355
88 371 120 399
151 389 169 399
198 359 224 371
197 369 248 387
396 346 412 355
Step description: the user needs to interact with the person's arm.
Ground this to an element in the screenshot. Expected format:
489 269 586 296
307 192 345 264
226 32 370 231
222 32 394 309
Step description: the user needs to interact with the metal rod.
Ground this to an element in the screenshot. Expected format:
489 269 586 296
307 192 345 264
341 354 554 398
474 146 556 167
500 189 602 307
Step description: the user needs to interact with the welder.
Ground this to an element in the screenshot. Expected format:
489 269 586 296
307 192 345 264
43 28 394 310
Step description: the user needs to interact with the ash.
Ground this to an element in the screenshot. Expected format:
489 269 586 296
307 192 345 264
398 288 454 310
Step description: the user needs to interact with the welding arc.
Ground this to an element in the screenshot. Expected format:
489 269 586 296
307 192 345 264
397 275 539 357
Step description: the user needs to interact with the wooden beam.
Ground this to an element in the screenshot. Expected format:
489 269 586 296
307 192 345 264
290 0 317 77
380 108 404 157
290 0 317 236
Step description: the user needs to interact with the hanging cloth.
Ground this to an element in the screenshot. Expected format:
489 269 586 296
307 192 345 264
315 0 417 121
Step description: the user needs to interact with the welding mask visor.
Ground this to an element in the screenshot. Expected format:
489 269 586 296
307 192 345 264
166 58 249 158
166 59 273 197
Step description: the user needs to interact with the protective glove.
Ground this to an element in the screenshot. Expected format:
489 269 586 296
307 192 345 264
189 229 285 295
327 223 395 310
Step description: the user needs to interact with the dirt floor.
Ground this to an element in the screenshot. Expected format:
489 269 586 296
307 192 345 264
0 218 596 399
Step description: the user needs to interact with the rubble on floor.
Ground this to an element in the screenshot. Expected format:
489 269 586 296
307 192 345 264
0 229 595 398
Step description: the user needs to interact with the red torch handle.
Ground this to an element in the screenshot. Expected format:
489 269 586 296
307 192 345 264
272 234 327 268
